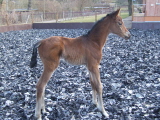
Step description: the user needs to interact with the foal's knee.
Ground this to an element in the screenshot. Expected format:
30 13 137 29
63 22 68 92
36 84 43 92
95 82 102 93
91 80 102 94
36 84 44 98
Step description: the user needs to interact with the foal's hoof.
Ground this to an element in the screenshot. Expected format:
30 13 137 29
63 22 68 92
102 111 109 118
97 106 109 118
35 113 42 120
93 101 98 106
37 118 42 120
42 108 46 113
35 116 42 120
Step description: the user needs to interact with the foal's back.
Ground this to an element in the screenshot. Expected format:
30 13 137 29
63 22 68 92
61 36 88 65
39 36 89 65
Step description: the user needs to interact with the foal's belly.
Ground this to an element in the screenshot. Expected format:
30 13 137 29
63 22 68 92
62 52 86 65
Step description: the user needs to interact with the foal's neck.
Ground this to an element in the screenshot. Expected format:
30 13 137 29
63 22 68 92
85 18 110 48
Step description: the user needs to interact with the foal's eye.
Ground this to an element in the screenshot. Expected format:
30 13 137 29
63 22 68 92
118 22 122 26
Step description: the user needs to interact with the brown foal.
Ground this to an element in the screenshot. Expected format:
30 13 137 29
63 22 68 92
30 9 131 120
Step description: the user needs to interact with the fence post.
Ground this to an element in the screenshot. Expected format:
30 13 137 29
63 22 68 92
132 5 134 21
31 12 33 23
26 15 30 23
6 14 9 26
63 11 64 21
82 10 84 18
95 12 97 22
41 14 43 22
70 10 73 20
56 12 58 23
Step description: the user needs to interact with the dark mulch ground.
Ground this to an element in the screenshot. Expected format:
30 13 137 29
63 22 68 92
0 29 160 120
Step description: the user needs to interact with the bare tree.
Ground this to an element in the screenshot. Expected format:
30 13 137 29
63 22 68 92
77 0 87 11
128 0 132 16
75 0 98 11
28 0 31 10
0 0 3 5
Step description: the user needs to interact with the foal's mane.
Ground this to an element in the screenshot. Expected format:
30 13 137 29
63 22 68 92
83 10 119 37
83 15 107 37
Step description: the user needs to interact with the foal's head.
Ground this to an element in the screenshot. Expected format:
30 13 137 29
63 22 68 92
108 9 131 40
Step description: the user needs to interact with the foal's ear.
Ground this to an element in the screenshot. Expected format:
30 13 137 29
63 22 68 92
108 9 121 19
115 9 121 16
112 9 120 17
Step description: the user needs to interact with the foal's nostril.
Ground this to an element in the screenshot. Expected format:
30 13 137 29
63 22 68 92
125 32 131 39
125 34 131 40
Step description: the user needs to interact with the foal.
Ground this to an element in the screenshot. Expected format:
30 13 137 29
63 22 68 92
30 9 130 120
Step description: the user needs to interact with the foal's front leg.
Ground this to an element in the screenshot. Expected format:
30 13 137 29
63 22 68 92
88 65 109 118
89 73 97 105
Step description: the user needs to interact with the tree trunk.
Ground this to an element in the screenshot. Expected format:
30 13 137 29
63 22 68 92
128 0 132 16
28 0 31 10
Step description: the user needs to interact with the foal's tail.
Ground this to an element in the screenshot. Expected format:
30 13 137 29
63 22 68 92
30 41 41 68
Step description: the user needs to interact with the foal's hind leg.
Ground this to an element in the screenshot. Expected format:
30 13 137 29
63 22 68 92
35 60 59 120
88 65 109 118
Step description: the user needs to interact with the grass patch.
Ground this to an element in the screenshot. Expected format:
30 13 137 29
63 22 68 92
120 12 129 19
61 12 129 23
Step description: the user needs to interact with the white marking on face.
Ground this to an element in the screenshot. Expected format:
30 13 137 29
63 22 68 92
125 31 130 37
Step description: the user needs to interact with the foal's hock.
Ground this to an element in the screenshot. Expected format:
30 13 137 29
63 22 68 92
30 9 131 120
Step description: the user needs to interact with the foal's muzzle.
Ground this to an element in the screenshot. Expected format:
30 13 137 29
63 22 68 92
124 32 131 40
